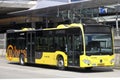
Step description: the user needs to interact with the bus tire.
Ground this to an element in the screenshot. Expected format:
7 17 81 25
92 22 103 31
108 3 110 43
19 54 25 65
57 56 65 70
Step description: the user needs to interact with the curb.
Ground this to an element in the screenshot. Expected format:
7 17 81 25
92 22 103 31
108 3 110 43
113 67 120 69
0 55 5 58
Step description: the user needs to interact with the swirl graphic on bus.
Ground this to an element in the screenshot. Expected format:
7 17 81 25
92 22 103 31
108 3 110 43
7 45 27 61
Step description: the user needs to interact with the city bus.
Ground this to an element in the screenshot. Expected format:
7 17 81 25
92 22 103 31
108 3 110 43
6 23 114 70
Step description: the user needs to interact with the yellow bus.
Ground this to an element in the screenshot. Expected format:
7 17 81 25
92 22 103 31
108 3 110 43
6 23 114 70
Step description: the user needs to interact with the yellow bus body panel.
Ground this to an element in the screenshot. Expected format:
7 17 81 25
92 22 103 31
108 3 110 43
35 51 67 66
6 55 27 63
80 55 114 68
35 52 56 65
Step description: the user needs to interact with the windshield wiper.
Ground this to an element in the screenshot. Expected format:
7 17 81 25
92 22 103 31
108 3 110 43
87 52 100 56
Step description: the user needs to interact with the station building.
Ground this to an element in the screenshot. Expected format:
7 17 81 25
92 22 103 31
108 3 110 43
0 0 120 53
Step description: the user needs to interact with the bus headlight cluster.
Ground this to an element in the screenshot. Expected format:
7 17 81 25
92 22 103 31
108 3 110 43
110 59 114 64
83 59 91 65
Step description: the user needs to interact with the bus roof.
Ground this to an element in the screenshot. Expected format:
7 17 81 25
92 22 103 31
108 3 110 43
7 23 111 33
6 24 77 33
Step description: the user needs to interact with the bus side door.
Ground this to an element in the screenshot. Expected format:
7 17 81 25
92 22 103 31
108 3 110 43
67 33 82 67
26 32 36 63
67 35 78 66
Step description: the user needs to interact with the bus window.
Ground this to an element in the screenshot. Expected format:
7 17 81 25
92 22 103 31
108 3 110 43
67 35 83 55
17 38 25 50
74 35 83 53
85 34 112 55
48 37 54 51
36 37 48 51
7 33 16 47
41 37 48 51
54 36 66 51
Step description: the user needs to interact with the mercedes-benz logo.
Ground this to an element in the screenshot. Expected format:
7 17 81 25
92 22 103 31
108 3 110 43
100 59 103 63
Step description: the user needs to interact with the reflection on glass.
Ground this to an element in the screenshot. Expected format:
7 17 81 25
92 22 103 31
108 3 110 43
85 34 112 55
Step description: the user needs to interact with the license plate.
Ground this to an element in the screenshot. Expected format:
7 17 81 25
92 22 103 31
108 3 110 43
97 63 104 66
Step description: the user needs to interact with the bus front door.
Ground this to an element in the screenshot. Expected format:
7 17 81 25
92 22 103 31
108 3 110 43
27 32 35 63
67 35 80 67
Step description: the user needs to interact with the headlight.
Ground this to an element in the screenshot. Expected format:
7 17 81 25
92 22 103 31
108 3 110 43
110 59 114 64
83 59 91 65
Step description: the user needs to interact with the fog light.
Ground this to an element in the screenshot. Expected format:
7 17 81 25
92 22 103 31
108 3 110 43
83 59 90 65
110 59 114 64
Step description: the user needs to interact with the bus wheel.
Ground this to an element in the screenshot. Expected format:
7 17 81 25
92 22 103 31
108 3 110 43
19 54 25 65
57 56 65 70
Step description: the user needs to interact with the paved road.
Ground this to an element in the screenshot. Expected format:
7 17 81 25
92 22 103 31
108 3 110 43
0 57 120 79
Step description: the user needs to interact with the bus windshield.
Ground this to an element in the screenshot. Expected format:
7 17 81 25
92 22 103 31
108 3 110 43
85 34 113 56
